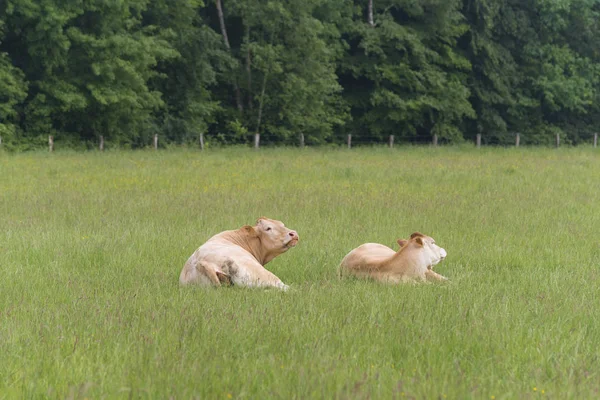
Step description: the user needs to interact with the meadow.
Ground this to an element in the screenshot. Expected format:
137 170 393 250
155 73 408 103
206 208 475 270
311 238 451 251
1 146 599 399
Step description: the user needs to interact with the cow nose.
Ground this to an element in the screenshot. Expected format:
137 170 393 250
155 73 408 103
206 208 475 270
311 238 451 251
289 231 298 238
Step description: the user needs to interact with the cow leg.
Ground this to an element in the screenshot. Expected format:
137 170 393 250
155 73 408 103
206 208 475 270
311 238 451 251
179 260 222 287
197 261 223 286
249 274 289 291
425 269 449 281
257 280 289 291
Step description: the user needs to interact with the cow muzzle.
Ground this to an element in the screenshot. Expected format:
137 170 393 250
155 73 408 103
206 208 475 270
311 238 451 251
285 231 299 247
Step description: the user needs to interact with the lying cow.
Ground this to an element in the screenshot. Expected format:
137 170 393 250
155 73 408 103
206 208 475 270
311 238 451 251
179 217 299 290
338 232 448 283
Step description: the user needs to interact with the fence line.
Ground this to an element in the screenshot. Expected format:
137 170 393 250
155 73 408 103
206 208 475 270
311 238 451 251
33 132 600 151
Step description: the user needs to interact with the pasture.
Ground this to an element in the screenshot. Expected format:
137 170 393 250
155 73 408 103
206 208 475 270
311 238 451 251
1 147 599 399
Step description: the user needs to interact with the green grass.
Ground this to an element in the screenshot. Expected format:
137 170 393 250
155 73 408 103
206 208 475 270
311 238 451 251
1 147 600 399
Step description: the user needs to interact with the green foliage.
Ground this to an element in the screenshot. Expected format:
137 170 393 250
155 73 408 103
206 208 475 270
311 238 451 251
1 0 600 148
340 0 474 142
0 53 27 146
1 0 177 148
463 0 600 144
208 0 348 144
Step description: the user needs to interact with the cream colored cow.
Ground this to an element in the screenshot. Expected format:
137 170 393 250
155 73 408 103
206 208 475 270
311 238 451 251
339 232 448 283
179 217 299 289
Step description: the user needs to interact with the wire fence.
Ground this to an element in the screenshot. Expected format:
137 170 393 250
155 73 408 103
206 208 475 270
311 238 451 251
1 132 598 152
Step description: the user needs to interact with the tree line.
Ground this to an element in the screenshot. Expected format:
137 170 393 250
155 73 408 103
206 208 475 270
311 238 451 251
1 0 599 150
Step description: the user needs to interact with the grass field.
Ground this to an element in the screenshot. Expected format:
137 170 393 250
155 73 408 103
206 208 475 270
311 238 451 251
1 147 600 399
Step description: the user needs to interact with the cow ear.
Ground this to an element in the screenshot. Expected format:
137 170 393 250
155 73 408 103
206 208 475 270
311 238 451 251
243 225 258 237
397 239 408 248
410 232 425 239
256 217 268 224
414 237 424 246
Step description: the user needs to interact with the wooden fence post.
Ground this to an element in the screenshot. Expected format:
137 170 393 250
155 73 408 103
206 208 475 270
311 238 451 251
347 134 352 149
153 134 158 150
433 134 438 147
199 133 205 151
476 134 481 148
389 135 394 148
49 135 54 152
99 135 104 151
515 133 520 147
555 133 560 148
594 133 597 148
254 133 260 149
300 133 305 148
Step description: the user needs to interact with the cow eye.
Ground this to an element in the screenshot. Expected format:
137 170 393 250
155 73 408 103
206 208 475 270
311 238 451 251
266 227 272 231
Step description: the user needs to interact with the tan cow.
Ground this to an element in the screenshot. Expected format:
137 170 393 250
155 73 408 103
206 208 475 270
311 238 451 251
338 232 448 283
179 217 299 290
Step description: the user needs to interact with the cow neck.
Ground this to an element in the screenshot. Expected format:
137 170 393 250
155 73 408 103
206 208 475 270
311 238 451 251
223 228 268 265
381 242 412 268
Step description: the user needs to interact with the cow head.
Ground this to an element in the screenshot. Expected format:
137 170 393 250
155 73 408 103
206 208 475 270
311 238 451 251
254 217 299 260
409 232 447 267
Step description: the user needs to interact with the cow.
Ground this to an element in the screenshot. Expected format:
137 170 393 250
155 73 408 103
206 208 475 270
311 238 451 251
338 232 448 283
179 217 299 290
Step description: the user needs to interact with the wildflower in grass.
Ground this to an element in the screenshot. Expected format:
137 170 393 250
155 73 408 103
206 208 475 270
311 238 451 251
533 387 537 391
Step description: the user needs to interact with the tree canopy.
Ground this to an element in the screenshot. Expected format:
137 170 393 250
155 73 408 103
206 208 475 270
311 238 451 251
1 0 599 149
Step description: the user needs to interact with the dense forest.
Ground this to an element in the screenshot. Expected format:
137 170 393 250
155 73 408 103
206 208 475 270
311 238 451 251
1 0 599 150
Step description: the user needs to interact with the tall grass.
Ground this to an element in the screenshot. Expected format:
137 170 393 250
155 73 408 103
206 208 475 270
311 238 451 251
1 147 599 398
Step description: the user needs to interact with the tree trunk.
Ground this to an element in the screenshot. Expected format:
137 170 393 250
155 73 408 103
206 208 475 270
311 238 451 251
216 0 243 112
255 70 269 136
246 25 253 111
368 0 374 26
